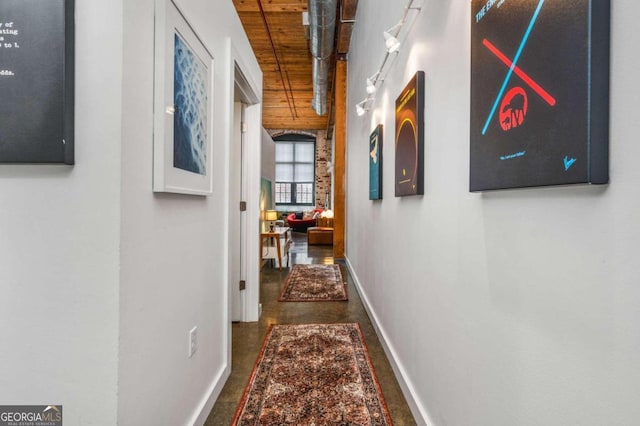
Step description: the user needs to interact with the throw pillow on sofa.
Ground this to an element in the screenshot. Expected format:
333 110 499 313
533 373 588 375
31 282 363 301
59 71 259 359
294 212 303 220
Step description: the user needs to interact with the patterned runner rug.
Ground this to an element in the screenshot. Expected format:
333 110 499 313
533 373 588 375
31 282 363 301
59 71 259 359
279 264 347 302
232 323 393 425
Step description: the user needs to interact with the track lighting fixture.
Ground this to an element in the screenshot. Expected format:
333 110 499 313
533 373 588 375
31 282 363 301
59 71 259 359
355 101 367 117
366 72 380 94
355 0 422 119
366 77 377 94
355 97 374 116
383 23 402 53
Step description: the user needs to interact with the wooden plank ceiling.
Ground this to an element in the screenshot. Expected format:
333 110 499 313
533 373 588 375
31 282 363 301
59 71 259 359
233 0 357 130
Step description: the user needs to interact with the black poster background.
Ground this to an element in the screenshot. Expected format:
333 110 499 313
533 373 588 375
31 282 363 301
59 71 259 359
469 0 609 191
395 71 424 196
0 0 74 164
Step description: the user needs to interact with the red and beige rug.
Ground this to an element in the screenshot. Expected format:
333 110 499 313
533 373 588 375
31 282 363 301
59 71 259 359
279 264 348 302
232 323 393 425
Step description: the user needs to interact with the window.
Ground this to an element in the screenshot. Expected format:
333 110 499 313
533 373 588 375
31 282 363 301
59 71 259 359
275 137 315 206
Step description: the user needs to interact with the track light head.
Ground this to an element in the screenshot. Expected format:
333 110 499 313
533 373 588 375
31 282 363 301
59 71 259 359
355 97 374 117
384 30 401 53
366 77 377 94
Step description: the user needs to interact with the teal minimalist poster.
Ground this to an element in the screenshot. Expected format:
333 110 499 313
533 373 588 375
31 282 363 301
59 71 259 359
369 125 383 200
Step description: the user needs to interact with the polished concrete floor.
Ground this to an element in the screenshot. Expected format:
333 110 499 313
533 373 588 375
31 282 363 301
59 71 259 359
205 232 416 425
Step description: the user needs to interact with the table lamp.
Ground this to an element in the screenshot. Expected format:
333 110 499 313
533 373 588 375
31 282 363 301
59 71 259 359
265 210 278 231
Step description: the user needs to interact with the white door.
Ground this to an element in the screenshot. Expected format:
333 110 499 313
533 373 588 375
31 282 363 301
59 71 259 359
230 102 244 321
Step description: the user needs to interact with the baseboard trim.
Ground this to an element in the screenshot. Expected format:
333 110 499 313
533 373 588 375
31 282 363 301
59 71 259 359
345 257 433 426
190 363 231 425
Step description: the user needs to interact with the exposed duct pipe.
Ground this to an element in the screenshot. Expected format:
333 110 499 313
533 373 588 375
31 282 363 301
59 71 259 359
308 0 337 115
312 57 329 115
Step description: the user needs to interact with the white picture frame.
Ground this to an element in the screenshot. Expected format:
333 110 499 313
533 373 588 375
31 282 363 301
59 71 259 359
153 0 214 195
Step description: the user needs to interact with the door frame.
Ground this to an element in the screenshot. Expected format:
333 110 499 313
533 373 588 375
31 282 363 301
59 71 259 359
227 40 262 328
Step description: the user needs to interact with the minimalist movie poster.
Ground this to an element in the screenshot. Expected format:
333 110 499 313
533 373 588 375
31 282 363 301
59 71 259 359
395 71 425 197
173 33 208 175
369 125 383 200
470 0 610 191
0 0 74 164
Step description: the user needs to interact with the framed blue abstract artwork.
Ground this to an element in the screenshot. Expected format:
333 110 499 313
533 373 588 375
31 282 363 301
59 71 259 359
369 125 383 200
153 0 214 195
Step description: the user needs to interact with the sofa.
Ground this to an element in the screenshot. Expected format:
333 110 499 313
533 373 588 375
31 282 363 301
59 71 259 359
286 208 324 232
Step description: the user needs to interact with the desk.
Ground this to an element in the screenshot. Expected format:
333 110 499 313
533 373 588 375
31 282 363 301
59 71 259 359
260 227 291 271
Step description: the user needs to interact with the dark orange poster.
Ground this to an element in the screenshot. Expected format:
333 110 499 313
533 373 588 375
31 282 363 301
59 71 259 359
395 71 425 196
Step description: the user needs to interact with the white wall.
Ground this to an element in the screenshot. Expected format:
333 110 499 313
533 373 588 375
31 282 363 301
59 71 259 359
0 1 123 424
346 1 640 425
119 0 260 425
0 1 259 424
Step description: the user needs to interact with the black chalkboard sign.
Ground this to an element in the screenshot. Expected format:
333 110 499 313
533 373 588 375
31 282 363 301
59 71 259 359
0 0 74 164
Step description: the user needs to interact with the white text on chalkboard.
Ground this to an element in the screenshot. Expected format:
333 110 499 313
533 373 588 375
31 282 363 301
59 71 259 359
0 21 20 49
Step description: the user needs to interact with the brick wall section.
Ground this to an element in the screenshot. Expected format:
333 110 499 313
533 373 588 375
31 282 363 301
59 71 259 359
314 131 332 209
268 129 332 209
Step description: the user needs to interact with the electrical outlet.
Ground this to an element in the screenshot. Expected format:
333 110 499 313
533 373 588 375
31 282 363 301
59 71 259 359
189 326 197 358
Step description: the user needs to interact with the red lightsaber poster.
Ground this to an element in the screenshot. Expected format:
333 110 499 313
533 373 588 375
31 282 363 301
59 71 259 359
470 0 609 191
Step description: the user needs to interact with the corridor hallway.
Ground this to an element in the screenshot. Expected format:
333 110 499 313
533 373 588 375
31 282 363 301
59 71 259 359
206 232 416 424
